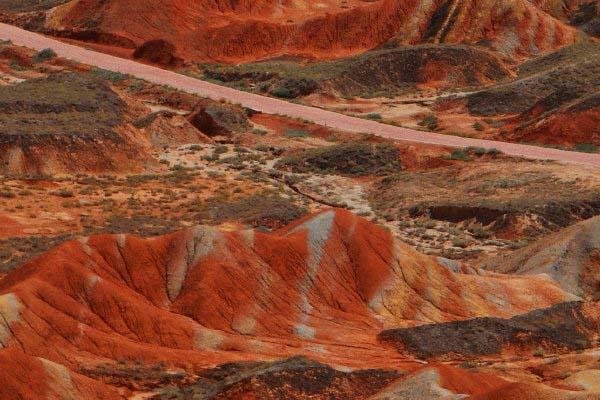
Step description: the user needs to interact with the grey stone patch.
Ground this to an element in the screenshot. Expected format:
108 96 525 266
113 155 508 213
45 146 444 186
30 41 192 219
493 29 520 57
39 358 78 400
294 323 316 340
368 242 403 320
85 274 101 295
288 211 336 338
0 293 23 348
305 343 328 355
481 216 600 298
77 236 92 256
166 226 221 301
436 257 462 273
116 233 127 249
240 229 255 249
195 326 226 351
231 316 256 335
369 368 465 400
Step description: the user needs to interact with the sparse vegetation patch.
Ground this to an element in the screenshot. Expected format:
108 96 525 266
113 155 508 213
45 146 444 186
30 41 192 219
0 72 125 138
196 192 308 230
276 142 402 176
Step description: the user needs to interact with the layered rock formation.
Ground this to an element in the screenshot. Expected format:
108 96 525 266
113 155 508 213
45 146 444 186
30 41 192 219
42 0 581 62
0 209 592 398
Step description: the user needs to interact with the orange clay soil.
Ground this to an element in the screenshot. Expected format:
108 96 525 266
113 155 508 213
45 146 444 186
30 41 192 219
44 0 580 62
0 348 121 399
0 214 23 238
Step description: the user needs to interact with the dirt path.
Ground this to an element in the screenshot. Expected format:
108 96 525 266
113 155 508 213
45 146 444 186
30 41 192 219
2 23 600 168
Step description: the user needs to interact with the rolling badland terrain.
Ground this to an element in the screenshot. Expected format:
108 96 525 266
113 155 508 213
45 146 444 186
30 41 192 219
1 0 600 399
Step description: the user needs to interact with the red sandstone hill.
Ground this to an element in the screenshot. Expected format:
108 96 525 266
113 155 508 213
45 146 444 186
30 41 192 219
41 0 581 62
0 209 588 398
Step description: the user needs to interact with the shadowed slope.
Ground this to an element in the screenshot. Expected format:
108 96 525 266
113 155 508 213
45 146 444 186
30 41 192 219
379 301 599 359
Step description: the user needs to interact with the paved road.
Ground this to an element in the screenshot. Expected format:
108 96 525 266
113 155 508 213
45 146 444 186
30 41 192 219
2 22 600 168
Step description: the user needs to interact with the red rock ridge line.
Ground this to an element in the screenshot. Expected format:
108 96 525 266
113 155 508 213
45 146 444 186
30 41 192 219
48 0 580 62
0 209 573 375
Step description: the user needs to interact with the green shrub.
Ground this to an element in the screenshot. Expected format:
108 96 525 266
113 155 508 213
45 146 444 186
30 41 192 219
418 115 439 131
472 121 485 131
33 48 57 63
466 146 503 157
469 147 487 156
452 237 469 248
467 223 491 239
270 86 294 98
450 149 471 161
90 68 127 83
573 143 598 153
213 145 229 154
284 129 310 138
276 141 401 176
269 77 318 98
51 189 74 198
365 113 383 120
0 190 16 198
127 80 145 92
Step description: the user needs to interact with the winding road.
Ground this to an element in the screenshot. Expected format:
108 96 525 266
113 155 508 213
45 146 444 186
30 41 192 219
2 22 600 168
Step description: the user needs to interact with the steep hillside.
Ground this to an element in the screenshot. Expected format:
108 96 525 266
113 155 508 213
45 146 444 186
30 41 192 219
481 216 600 299
0 209 583 393
37 0 581 62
